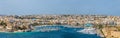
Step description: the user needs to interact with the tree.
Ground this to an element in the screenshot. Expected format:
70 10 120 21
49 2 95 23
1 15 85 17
0 21 7 27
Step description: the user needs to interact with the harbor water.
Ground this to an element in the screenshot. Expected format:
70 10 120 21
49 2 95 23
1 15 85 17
0 25 101 38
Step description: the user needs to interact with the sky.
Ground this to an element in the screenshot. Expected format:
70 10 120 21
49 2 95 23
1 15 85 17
0 0 120 16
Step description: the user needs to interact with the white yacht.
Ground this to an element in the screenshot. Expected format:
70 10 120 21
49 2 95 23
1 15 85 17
77 27 97 34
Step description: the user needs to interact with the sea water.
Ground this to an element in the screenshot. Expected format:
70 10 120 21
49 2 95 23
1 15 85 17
0 25 101 38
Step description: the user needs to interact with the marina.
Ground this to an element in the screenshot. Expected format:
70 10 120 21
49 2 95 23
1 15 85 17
0 25 101 38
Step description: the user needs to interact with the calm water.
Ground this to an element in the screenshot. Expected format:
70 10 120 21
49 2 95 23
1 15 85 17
0 25 101 38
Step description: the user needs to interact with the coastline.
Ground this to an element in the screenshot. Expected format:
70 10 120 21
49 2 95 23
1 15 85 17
96 29 105 38
34 25 104 38
0 25 102 38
